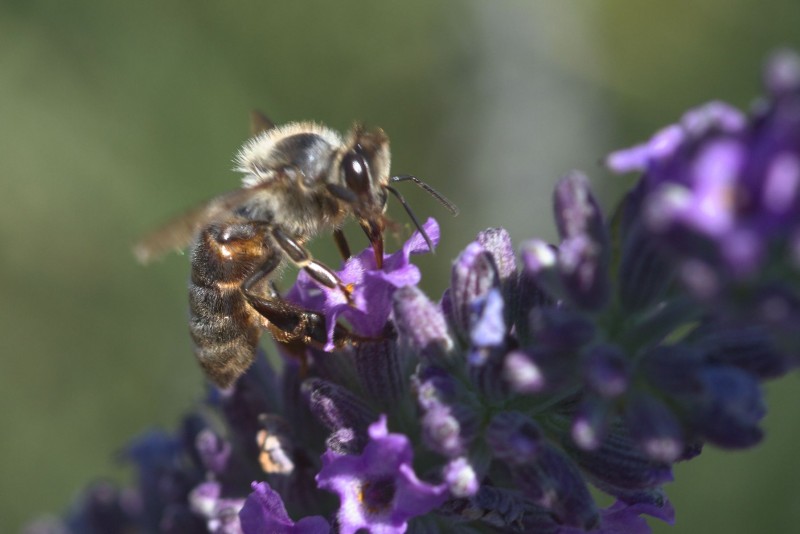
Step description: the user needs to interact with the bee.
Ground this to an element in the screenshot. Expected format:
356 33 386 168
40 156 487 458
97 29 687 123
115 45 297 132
135 112 457 388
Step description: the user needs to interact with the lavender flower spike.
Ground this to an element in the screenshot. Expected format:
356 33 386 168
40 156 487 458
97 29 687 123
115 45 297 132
29 51 800 534
316 415 448 534
607 49 800 302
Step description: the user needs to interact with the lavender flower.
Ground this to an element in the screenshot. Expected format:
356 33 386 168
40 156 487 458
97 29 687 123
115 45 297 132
316 416 448 533
30 51 800 534
239 482 329 534
285 218 440 348
607 51 800 333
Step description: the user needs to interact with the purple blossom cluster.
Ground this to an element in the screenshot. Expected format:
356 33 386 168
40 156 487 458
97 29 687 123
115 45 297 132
606 49 800 356
27 50 800 533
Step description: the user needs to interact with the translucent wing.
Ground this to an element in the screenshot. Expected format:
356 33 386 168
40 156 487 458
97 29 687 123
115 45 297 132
133 187 259 264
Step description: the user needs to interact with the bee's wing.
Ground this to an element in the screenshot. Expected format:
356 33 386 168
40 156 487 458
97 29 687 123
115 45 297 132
133 187 257 264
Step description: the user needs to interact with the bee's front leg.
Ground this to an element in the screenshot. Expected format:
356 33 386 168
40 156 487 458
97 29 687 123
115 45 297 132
333 228 352 261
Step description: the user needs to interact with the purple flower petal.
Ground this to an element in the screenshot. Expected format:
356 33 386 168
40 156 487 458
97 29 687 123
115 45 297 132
316 415 448 534
286 219 439 349
239 482 329 534
469 287 506 348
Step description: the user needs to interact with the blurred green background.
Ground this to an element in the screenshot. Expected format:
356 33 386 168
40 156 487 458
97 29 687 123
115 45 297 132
2 1 800 532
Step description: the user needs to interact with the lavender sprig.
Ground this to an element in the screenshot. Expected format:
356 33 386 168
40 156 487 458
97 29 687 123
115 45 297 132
27 50 800 534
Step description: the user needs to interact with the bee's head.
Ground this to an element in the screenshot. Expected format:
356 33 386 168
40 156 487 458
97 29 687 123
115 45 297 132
329 124 458 269
340 126 391 212
325 126 390 266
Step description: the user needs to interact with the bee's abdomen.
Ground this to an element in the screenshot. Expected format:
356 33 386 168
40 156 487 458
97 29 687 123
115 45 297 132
188 222 272 388
188 281 261 388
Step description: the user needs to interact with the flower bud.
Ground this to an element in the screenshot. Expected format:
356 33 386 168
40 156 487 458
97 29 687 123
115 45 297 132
443 457 479 498
625 392 684 463
477 227 516 282
690 366 765 448
554 172 611 310
301 378 377 454
562 420 673 492
393 285 454 364
582 344 630 398
485 411 543 464
512 444 598 529
353 337 406 406
571 397 611 450
451 242 500 336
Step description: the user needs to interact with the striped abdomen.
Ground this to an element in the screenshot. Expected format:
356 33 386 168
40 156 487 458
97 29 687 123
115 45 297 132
188 221 275 388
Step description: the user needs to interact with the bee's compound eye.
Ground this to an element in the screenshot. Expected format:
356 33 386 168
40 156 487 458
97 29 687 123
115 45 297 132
342 152 370 194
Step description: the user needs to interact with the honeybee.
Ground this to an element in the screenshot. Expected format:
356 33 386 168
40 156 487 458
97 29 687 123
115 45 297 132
135 112 457 388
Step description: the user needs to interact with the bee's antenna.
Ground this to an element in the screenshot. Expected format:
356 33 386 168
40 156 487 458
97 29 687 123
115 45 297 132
385 185 435 253
390 175 459 216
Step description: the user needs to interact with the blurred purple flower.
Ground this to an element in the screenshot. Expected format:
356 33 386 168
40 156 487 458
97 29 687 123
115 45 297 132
608 50 800 291
189 482 245 534
239 482 329 534
557 498 675 534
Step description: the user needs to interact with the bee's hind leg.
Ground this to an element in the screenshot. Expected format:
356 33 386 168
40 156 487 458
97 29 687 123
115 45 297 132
242 272 364 350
